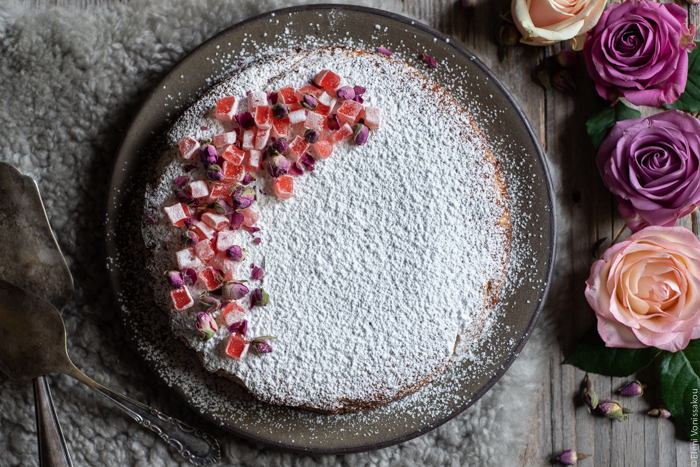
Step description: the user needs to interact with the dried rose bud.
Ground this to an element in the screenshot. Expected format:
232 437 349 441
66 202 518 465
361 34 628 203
228 320 248 336
212 268 226 284
327 114 341 131
553 70 576 92
251 265 264 280
241 174 255 185
497 21 520 47
272 137 289 154
660 408 671 419
226 245 245 262
557 49 579 68
174 176 189 189
199 293 222 313
336 86 355 100
617 380 644 397
206 165 224 182
300 94 318 110
251 288 270 307
268 90 278 105
555 450 578 466
272 102 289 120
222 281 249 300
304 129 320 144
182 229 199 246
581 387 598 413
376 46 393 56
214 199 235 216
184 268 197 286
537 68 553 90
230 211 244 230
423 52 437 68
597 399 627 421
199 145 218 165
230 187 256 209
184 218 199 229
353 123 369 145
236 111 255 129
647 408 660 417
196 312 218 340
250 336 276 356
268 154 290 178
164 270 185 288
175 189 195 205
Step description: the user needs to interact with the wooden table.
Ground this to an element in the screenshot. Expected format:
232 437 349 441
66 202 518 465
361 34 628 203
11 0 697 465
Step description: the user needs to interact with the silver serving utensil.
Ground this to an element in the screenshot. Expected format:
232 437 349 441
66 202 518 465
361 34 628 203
0 277 221 465
0 162 74 467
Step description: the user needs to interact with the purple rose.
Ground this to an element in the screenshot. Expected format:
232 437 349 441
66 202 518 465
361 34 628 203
584 1 696 107
597 110 700 231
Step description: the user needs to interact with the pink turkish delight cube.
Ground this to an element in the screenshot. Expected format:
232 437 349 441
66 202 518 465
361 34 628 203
310 139 334 160
209 180 237 200
201 212 230 231
314 70 341 92
331 123 354 143
212 132 237 148
215 96 239 122
254 105 273 130
278 86 296 104
194 238 216 263
221 145 245 165
193 222 216 241
241 129 255 150
198 267 222 292
362 106 381 129
288 109 307 125
178 136 200 160
176 248 205 271
211 254 240 280
216 230 239 252
170 286 194 310
247 91 267 111
273 175 294 200
295 85 323 100
271 118 290 139
241 207 260 227
287 135 309 161
244 150 262 172
225 333 250 359
189 180 209 199
304 111 326 131
219 302 245 327
254 128 270 150
164 203 189 227
337 100 363 125
222 161 245 182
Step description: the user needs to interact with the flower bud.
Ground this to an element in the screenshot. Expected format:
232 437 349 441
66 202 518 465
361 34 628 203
557 49 579 68
272 102 289 120
553 70 576 92
195 312 218 340
537 69 553 90
581 387 598 413
175 188 195 205
597 399 627 421
250 336 276 356
199 293 222 313
251 288 270 307
236 111 255 129
497 22 520 47
304 129 320 144
199 145 218 165
268 154 290 178
214 199 235 216
231 187 256 209
225 245 245 262
164 270 185 288
555 450 578 466
353 123 369 145
300 94 318 110
617 380 644 397
660 408 671 419
222 281 249 300
184 268 197 286
206 164 224 182
337 86 355 100
272 137 289 154
182 229 199 247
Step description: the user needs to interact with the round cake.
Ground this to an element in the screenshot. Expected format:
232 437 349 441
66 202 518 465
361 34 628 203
142 46 511 414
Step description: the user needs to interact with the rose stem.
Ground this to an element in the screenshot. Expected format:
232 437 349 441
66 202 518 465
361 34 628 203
692 210 698 237
611 223 627 245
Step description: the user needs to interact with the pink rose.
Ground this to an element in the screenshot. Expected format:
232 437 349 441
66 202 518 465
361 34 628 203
583 0 696 107
585 227 700 352
512 0 607 49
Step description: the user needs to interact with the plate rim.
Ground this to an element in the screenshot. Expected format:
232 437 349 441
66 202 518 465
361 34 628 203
105 3 556 455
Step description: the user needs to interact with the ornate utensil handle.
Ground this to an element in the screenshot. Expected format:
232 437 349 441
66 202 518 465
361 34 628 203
69 368 220 465
33 376 73 467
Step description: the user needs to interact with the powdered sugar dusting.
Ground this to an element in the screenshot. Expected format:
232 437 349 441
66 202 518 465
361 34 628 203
143 47 510 413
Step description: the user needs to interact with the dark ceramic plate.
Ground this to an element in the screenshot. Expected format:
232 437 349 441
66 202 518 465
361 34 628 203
105 5 555 454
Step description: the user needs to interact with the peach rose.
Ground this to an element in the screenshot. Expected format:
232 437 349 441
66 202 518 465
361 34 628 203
512 0 607 49
585 227 700 352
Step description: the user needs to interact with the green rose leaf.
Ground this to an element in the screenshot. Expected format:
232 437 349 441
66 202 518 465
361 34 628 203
563 327 663 377
660 340 700 441
664 42 700 113
586 96 641 150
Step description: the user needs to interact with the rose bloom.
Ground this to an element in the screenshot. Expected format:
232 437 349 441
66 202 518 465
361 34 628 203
512 0 607 49
597 110 700 232
584 1 696 107
586 227 700 352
